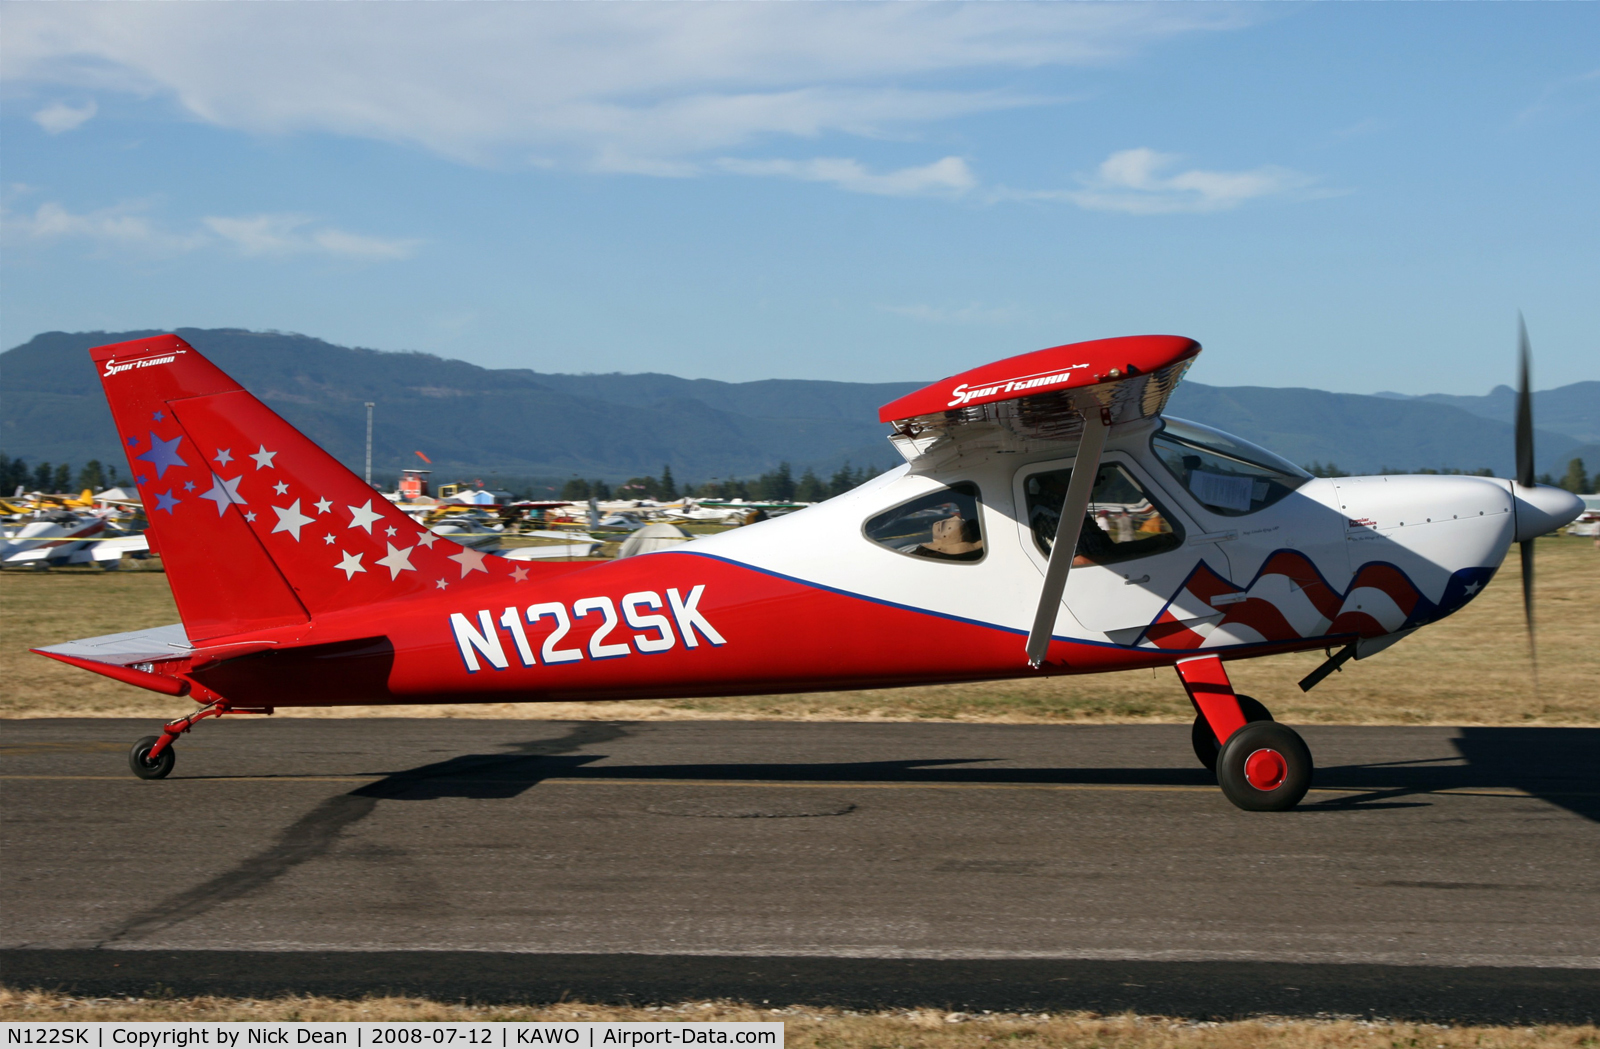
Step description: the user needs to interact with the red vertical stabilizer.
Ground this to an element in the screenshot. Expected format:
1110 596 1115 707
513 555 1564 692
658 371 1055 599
93 335 504 642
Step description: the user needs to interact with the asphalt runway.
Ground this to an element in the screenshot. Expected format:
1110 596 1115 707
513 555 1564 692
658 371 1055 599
2 718 1596 1022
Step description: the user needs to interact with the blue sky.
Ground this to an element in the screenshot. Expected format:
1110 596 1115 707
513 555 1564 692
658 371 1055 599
3 3 1595 394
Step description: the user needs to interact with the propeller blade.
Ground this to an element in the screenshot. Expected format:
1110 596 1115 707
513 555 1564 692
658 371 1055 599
1025 409 1110 667
1514 313 1537 678
1515 313 1535 489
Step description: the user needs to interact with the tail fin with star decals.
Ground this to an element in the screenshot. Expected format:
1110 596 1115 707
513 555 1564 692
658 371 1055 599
93 334 505 644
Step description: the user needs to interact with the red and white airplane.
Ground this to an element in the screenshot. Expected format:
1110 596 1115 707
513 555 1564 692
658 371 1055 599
35 332 1583 810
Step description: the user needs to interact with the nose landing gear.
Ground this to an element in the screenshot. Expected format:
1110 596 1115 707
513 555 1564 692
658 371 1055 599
1175 655 1313 811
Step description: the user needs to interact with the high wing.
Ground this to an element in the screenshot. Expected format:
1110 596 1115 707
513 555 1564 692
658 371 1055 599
880 335 1200 663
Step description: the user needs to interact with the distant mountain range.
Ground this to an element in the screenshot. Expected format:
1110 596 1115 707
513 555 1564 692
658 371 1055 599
3 328 1594 488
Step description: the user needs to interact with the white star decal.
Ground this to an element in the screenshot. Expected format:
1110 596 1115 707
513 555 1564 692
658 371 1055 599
511 565 530 582
273 480 290 496
374 542 417 580
385 525 397 537
416 530 437 548
271 499 315 541
244 511 257 522
198 473 247 516
249 444 278 470
347 500 383 533
1464 580 1482 596
448 546 489 578
435 578 449 589
323 533 337 545
214 448 233 466
335 551 367 579
314 498 332 515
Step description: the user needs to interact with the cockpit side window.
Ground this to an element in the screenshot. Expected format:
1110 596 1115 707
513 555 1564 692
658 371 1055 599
864 483 985 563
1152 417 1311 517
1025 463 1183 566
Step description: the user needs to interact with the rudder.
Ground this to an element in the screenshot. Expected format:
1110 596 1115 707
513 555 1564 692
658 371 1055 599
95 334 506 642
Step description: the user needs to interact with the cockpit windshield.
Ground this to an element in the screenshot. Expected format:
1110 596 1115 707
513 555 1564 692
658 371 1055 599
1152 417 1310 516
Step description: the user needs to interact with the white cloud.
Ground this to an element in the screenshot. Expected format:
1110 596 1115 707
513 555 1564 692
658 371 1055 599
32 99 97 134
3 200 417 261
203 215 419 260
4 201 206 255
1 4 1249 167
718 156 977 198
1021 148 1316 214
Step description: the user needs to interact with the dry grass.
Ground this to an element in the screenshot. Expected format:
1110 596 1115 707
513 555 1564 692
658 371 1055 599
2 536 1594 724
1 991 1596 1048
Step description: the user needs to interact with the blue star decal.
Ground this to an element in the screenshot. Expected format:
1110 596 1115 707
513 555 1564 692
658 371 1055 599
137 475 147 485
136 431 187 478
153 410 165 422
127 435 139 447
183 480 196 492
155 490 180 514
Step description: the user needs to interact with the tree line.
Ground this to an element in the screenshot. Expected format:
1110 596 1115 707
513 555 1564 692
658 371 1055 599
559 461 885 503
1304 458 1590 493
0 455 124 497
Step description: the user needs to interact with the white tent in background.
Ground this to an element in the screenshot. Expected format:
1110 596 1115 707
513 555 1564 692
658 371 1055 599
615 522 692 559
94 487 142 505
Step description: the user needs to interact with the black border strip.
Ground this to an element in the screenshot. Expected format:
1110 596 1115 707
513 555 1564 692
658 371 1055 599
3 951 1596 1025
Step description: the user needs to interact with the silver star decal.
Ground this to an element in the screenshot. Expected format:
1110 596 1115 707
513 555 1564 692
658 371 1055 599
214 448 233 466
448 546 489 578
511 565 530 582
271 499 315 541
374 542 417 580
244 511 257 522
314 498 332 514
199 473 247 516
323 533 337 545
335 551 367 580
346 500 383 533
416 530 437 548
435 578 449 589
273 480 290 496
249 444 278 470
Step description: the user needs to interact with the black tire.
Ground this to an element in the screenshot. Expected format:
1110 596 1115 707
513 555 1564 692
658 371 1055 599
1216 721 1312 812
129 735 175 780
1190 694 1273 771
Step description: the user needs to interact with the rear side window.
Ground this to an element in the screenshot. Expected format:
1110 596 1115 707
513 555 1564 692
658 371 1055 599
864 483 985 563
1024 463 1183 566
1152 417 1310 516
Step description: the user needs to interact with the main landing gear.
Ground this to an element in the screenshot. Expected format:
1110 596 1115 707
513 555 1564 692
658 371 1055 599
126 700 272 779
1175 655 1312 812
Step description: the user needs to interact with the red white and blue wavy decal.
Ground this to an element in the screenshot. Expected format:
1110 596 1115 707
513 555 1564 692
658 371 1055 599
1135 550 1497 650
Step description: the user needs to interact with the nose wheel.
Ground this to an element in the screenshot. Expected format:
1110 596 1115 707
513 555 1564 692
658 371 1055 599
1175 656 1314 811
1215 721 1313 811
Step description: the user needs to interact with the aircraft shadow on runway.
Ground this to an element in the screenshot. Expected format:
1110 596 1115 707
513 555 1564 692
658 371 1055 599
352 725 1600 823
96 723 1596 947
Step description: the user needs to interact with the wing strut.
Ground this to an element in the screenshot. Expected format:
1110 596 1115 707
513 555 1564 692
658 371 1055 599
1025 408 1110 667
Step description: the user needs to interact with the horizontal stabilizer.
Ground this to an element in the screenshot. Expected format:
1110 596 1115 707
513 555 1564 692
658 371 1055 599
34 623 190 667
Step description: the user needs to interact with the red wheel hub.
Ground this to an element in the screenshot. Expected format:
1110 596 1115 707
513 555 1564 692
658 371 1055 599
1243 747 1288 791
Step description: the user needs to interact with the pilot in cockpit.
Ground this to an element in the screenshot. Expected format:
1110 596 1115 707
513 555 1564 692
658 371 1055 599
912 506 984 562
